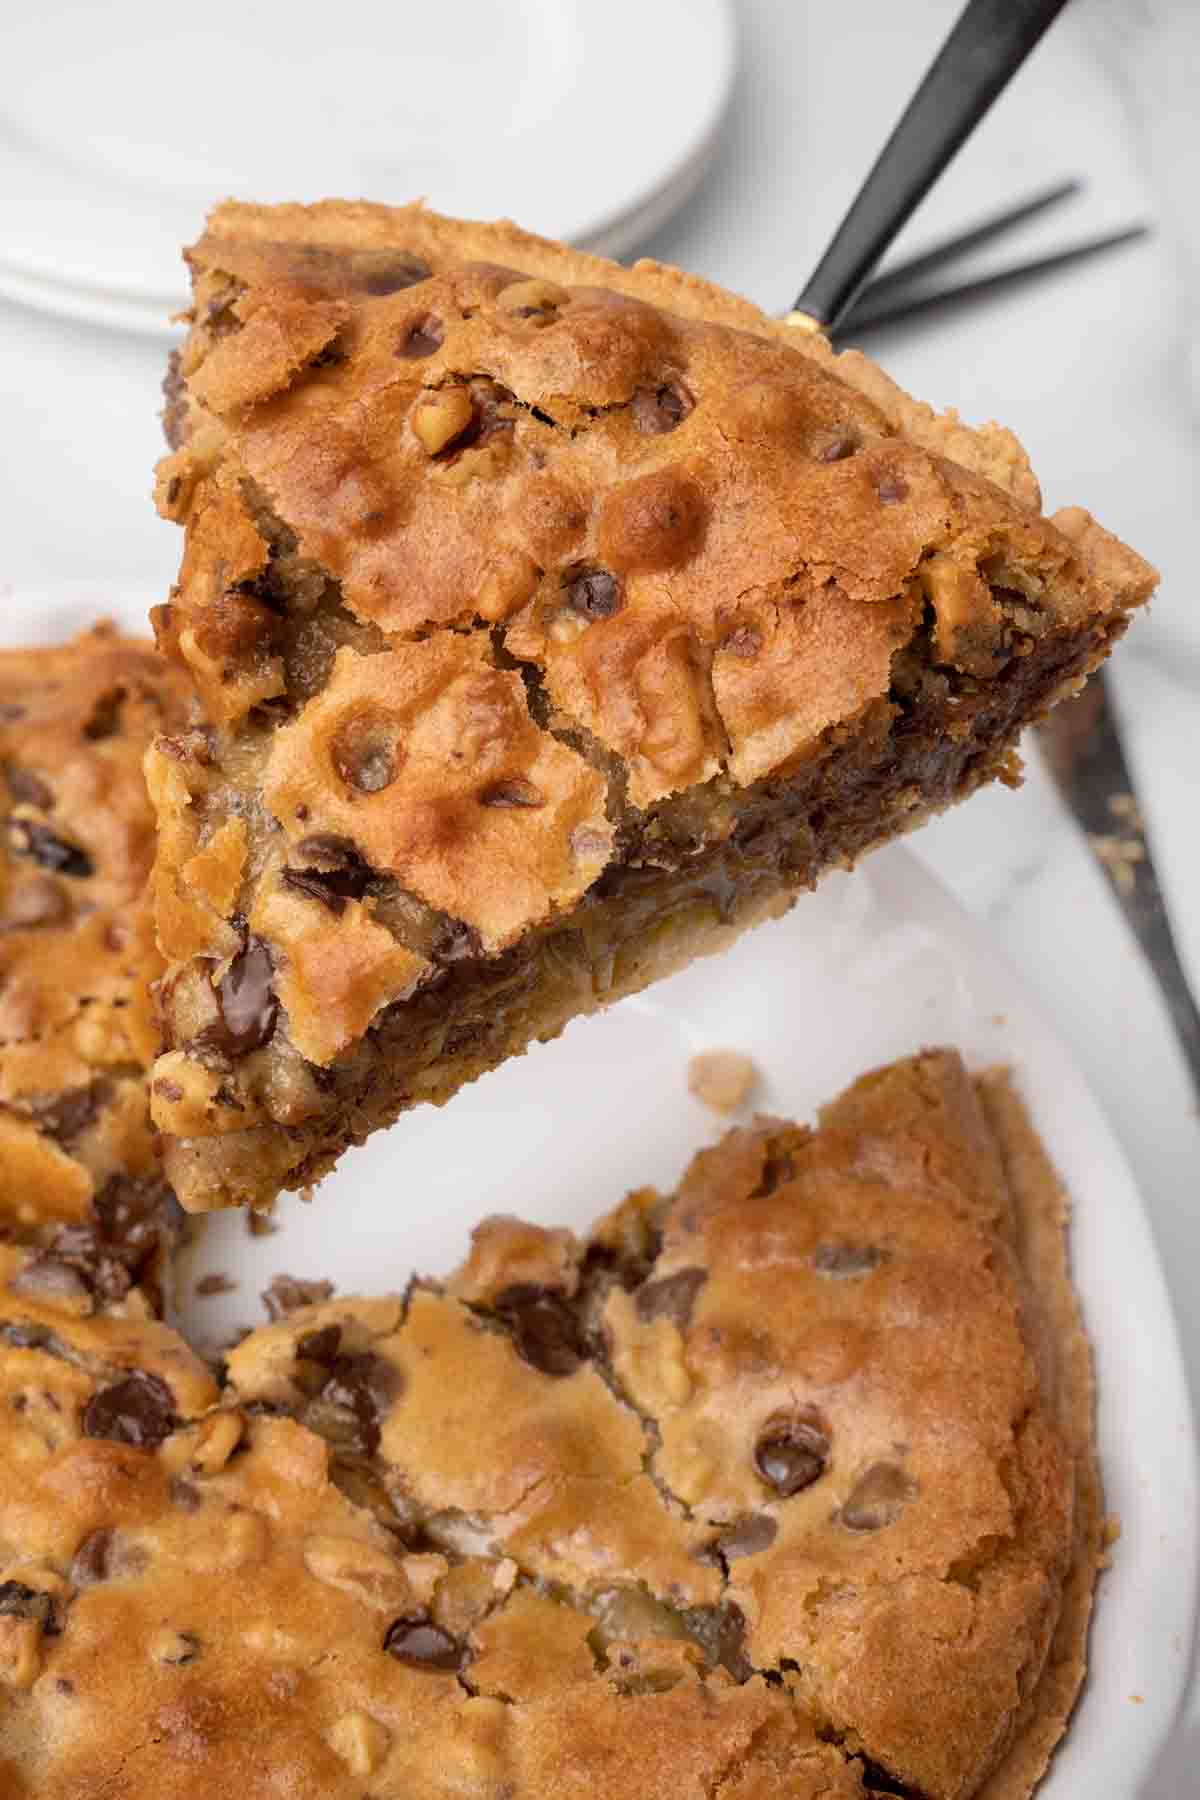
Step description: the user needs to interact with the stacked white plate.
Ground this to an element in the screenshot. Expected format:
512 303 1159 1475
1 0 736 335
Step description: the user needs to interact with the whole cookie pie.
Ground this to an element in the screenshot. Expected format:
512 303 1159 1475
147 200 1157 1210
0 626 189 1312
0 1050 1102 1799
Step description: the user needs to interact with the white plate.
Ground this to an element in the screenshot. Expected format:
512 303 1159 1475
4 581 1196 1796
1 0 735 327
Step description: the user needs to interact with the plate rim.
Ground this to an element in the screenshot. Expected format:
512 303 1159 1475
0 0 737 307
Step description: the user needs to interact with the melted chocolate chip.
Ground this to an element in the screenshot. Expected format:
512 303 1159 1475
635 1267 707 1329
212 937 277 1057
714 1514 778 1561
721 625 763 660
7 820 93 878
839 1462 916 1532
70 1528 116 1585
297 1324 343 1366
384 1615 463 1671
29 1081 109 1144
858 1756 926 1797
83 689 126 741
282 837 371 915
81 1371 176 1448
565 566 623 620
754 1412 830 1497
875 474 909 506
682 1601 753 1682
5 766 53 809
812 1244 885 1278
817 432 859 463
332 718 401 794
0 1581 59 1633
632 380 694 435
479 778 544 810
319 1352 399 1455
398 314 444 358
353 250 433 295
494 1284 584 1378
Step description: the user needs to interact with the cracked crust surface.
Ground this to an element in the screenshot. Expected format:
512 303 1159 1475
149 200 1156 1209
0 628 188 1312
0 1050 1100 1799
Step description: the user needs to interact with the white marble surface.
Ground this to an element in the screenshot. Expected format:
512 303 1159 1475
0 0 1196 1746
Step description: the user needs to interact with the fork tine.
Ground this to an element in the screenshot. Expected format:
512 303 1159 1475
834 223 1149 341
853 177 1083 306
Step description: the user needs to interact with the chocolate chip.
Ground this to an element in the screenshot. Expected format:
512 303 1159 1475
383 1615 463 1671
212 936 277 1057
262 1274 335 1321
29 1081 109 1144
812 1244 885 1278
332 717 401 794
632 380 694 435
721 625 763 660
714 1514 778 1560
92 1174 180 1270
0 1321 50 1349
565 566 623 620
479 778 544 810
352 250 432 296
5 766 53 809
682 1601 753 1682
494 1284 584 1377
0 1581 59 1633
876 474 909 505
635 1267 707 1329
817 432 859 463
159 1629 202 1665
857 1756 926 1797
319 1352 399 1455
398 314 444 358
297 1324 343 1365
82 690 126 741
282 836 371 914
7 820 93 878
754 1412 830 1497
81 1371 176 1448
839 1462 916 1532
70 1528 116 1585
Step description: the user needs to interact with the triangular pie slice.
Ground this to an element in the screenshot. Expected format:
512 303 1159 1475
148 200 1155 1209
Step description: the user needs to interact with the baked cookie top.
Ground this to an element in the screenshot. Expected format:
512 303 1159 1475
151 200 1155 1066
0 626 190 1254
0 1050 1101 1800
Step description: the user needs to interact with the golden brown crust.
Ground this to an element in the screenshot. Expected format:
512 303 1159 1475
0 1049 1096 1799
149 200 1155 1210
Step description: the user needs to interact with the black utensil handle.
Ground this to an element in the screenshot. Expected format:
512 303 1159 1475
790 0 1073 328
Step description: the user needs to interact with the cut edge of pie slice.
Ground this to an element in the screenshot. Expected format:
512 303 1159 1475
147 199 1157 1210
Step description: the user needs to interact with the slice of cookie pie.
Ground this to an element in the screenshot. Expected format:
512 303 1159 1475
0 1050 1101 1799
149 200 1156 1208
